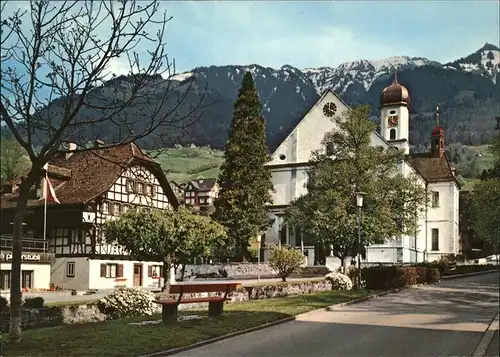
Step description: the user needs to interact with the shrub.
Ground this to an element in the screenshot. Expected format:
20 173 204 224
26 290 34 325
392 267 418 288
361 266 394 290
23 297 45 309
325 273 353 291
414 266 428 284
362 266 424 290
0 296 8 311
345 266 360 282
268 244 304 282
97 288 155 320
426 268 441 283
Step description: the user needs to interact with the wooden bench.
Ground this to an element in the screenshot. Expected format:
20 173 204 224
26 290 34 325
153 282 241 324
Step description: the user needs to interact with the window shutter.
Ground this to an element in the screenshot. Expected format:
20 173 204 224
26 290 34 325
100 264 106 277
148 266 153 277
117 264 124 277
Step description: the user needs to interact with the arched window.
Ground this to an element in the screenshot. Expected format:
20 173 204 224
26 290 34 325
326 142 335 156
389 129 396 140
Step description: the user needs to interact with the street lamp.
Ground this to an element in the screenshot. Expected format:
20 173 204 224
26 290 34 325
256 235 262 283
355 191 366 289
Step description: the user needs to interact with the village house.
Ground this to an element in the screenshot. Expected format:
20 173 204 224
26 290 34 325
0 141 179 291
183 178 219 209
263 74 460 267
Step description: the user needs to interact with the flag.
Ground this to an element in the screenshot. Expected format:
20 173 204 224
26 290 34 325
45 177 60 204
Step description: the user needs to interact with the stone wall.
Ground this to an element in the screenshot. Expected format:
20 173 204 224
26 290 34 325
0 279 331 332
179 262 277 279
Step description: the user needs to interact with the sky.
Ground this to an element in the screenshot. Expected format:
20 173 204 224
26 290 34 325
2 0 499 76
162 1 500 73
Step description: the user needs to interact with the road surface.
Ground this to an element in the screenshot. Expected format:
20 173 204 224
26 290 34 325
171 272 500 357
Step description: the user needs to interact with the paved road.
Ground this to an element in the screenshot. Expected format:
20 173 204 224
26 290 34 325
1 277 322 304
172 272 500 357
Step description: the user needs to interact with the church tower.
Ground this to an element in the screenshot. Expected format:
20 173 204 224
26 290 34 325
431 105 445 158
380 72 411 154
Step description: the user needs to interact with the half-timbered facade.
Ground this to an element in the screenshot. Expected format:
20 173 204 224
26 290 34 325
1 142 178 291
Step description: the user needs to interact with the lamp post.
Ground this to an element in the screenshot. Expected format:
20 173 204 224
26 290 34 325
355 192 366 289
256 235 262 283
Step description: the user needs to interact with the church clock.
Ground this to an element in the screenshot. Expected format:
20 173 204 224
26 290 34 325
387 115 399 127
323 102 337 117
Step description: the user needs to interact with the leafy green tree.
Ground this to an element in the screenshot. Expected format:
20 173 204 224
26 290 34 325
0 138 31 184
103 206 227 290
268 244 304 282
473 132 500 253
285 105 428 269
213 72 274 261
480 134 500 180
472 179 500 253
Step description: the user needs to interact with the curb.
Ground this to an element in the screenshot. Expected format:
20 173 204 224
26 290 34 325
441 269 499 281
140 269 499 357
140 316 296 357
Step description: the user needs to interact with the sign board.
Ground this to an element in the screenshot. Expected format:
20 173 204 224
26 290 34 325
0 252 40 261
0 251 55 264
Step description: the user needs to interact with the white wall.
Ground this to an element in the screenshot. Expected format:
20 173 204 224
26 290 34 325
50 257 90 290
1 263 51 290
88 259 163 290
426 181 460 258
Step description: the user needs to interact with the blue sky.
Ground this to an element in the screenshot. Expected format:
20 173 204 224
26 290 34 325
3 1 499 76
161 1 499 73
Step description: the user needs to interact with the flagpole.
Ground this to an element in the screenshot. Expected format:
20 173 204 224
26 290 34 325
43 169 48 248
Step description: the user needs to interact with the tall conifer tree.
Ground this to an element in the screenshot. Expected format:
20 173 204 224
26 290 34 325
213 72 274 261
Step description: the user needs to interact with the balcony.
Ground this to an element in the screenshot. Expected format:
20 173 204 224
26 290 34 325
0 235 48 252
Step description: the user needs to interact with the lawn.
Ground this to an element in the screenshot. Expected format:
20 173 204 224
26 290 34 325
149 146 223 184
2 289 373 357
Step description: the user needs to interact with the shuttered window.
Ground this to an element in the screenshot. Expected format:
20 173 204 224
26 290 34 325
100 263 124 278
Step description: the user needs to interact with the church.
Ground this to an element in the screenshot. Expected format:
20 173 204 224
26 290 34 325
263 74 460 267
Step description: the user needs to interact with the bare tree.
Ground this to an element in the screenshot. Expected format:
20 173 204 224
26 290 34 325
0 0 206 342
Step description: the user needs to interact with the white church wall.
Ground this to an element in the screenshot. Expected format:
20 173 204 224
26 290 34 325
269 91 348 166
426 181 459 261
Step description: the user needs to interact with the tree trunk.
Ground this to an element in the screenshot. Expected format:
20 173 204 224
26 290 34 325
180 264 186 281
281 275 287 282
10 180 32 343
162 257 171 293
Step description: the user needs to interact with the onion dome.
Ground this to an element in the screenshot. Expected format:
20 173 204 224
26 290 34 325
380 71 410 108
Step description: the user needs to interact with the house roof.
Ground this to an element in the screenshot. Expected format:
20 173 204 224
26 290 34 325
0 142 179 209
185 178 217 192
409 152 458 185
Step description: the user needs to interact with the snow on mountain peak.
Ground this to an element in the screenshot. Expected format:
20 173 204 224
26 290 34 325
303 55 438 95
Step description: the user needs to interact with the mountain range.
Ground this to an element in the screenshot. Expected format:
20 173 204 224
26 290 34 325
5 43 500 152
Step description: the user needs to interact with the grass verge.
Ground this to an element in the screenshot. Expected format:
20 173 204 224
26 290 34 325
1 289 374 357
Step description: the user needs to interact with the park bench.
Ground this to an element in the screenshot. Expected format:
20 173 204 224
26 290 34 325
153 281 241 324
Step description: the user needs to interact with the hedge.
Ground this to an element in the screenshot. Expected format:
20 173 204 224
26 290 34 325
362 264 498 290
362 266 440 290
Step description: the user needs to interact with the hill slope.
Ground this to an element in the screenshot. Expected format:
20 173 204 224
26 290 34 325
6 43 499 152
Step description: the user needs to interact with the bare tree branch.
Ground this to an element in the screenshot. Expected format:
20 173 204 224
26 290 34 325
0 0 209 342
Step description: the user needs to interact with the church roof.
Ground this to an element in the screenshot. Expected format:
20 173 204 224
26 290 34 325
409 152 457 184
0 142 179 209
